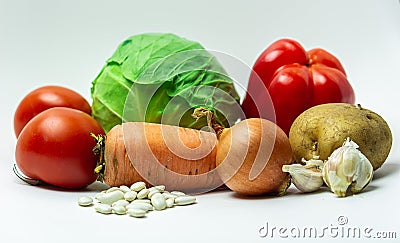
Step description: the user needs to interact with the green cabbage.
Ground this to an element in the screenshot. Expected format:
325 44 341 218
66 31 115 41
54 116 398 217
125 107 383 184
91 33 241 132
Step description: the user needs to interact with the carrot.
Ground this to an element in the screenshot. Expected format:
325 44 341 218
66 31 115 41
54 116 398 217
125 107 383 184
95 122 222 193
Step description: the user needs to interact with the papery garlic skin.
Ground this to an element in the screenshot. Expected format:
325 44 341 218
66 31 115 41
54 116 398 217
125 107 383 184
322 138 373 197
282 158 324 193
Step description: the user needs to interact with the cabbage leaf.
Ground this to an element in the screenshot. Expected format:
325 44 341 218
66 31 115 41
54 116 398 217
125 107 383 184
91 33 241 132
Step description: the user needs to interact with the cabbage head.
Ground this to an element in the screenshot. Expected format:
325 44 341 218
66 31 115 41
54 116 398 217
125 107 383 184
91 33 241 132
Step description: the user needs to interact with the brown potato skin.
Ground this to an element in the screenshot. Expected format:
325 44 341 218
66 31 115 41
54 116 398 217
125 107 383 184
289 103 392 170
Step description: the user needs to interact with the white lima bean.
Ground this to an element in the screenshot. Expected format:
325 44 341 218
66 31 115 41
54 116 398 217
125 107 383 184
127 208 147 218
166 198 174 208
137 188 150 199
162 192 178 200
112 205 127 215
119 185 131 193
94 204 112 214
147 189 160 199
148 187 159 192
132 199 151 204
154 185 166 192
106 187 121 193
151 193 167 211
97 190 124 205
124 191 137 201
174 196 197 206
95 192 106 200
130 182 146 192
171 191 186 196
126 203 153 212
112 199 129 207
78 196 93 207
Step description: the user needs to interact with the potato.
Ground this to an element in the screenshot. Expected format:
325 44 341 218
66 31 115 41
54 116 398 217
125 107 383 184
289 103 392 170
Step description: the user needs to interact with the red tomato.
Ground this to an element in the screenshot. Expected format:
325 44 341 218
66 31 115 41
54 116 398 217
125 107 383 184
14 85 92 137
15 107 104 189
242 39 355 134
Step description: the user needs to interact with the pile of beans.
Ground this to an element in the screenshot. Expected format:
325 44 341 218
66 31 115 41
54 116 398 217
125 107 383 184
78 182 197 218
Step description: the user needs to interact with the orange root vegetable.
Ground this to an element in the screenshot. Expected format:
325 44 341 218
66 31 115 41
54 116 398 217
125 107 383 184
216 118 293 196
98 122 221 193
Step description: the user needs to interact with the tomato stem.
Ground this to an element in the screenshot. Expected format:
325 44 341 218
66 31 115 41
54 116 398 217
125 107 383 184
91 133 106 182
13 164 42 186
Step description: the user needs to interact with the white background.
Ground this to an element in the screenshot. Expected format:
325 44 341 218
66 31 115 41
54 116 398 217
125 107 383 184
1 0 399 242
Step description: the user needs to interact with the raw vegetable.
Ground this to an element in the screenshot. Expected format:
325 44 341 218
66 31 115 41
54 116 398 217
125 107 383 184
322 138 373 197
282 158 324 193
15 107 105 189
14 85 91 137
241 38 355 134
289 103 392 170
216 118 294 196
283 138 374 197
91 33 241 133
95 121 222 193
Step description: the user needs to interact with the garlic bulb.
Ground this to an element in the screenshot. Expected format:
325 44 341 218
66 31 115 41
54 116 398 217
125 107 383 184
322 138 373 197
282 158 324 193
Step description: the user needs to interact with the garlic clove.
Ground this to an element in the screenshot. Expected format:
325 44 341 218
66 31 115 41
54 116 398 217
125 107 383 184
351 151 373 193
322 137 373 197
282 158 324 193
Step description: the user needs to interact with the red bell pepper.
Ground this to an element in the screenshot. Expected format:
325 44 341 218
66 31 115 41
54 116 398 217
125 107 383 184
242 38 355 134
